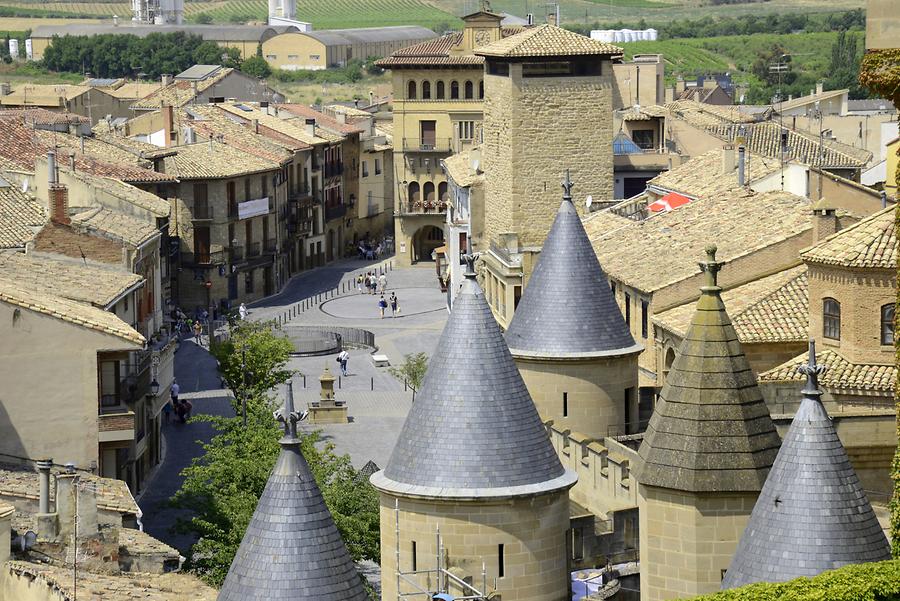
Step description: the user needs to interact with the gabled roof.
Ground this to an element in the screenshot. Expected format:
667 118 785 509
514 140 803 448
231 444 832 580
506 185 640 357
758 348 895 394
0 278 143 345
722 342 891 588
635 247 781 493
648 150 780 199
274 104 364 135
219 384 368 601
371 268 574 497
801 204 895 269
0 184 45 249
131 68 233 110
0 252 141 308
376 27 523 67
475 24 622 57
161 140 279 179
654 266 808 344
70 207 160 248
775 88 848 114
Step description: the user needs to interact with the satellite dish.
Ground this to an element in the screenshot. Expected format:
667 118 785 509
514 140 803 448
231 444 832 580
21 180 28 193
471 158 480 173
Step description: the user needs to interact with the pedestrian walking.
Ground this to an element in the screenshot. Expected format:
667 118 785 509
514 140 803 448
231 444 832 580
193 321 203 346
171 379 180 404
390 292 398 317
163 400 172 423
183 398 193 420
378 294 388 318
356 274 364 293
238 302 248 321
378 273 387 293
338 349 350 376
174 400 186 423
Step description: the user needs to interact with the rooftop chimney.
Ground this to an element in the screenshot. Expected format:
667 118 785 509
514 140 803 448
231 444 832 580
161 74 172 87
47 150 57 185
812 205 838 241
305 118 316 137
36 459 52 514
737 144 746 187
721 144 735 176
816 81 824 96
547 12 557 26
526 12 534 25
49 184 70 225
253 118 259 134
336 112 347 124
69 153 76 173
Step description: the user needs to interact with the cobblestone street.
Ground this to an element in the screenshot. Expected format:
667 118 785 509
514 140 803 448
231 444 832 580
138 257 447 554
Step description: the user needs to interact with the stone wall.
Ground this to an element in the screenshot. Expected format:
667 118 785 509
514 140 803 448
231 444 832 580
379 491 571 601
515 354 638 439
639 486 756 601
483 62 615 251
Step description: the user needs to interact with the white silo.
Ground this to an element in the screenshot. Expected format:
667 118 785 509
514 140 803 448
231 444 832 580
8 38 18 58
647 28 658 40
24 39 32 60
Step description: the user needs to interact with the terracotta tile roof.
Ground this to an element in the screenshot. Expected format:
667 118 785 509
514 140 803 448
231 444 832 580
776 88 848 114
801 205 896 269
162 139 279 179
275 103 364 135
66 170 170 218
654 266 808 343
6 562 217 601
131 68 232 110
0 462 138 515
475 24 622 57
324 103 372 119
0 277 144 344
758 348 894 394
649 149 781 199
665 100 758 125
376 28 523 67
0 107 90 126
215 103 342 145
33 221 125 265
107 81 163 100
585 189 812 293
0 252 141 308
179 105 295 163
442 148 481 188
0 84 90 107
0 184 45 249
70 206 160 248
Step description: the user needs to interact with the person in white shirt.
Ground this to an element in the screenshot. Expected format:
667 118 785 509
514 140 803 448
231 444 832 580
338 350 350 376
238 303 248 320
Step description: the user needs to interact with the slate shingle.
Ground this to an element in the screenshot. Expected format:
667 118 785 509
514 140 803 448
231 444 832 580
505 191 640 356
722 341 891 588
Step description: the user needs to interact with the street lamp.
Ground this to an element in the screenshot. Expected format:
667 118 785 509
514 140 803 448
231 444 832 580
149 378 160 397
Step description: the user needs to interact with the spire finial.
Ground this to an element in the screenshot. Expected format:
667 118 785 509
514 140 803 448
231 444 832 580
561 169 574 202
699 244 722 291
463 253 477 279
797 339 826 399
276 379 300 442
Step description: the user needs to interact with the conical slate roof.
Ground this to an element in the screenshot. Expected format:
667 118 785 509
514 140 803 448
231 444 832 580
218 382 369 601
372 263 575 497
722 341 891 589
505 174 641 357
634 246 781 492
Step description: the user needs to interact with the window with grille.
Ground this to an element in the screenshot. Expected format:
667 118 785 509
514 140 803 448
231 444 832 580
457 121 475 140
823 298 840 340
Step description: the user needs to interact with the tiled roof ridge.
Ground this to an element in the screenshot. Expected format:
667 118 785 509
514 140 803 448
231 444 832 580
757 347 895 393
475 23 622 57
800 204 895 268
722 341 891 588
634 246 781 493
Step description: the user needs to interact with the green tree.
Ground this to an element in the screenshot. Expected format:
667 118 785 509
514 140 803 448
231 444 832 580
193 41 241 68
211 320 293 402
388 352 428 390
240 55 271 79
192 12 213 24
751 44 795 91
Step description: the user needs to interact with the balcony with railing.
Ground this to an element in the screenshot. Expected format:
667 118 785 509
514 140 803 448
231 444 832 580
191 205 214 221
246 241 261 258
399 200 449 215
181 250 224 266
402 138 453 153
263 238 277 254
325 203 347 222
324 161 344 179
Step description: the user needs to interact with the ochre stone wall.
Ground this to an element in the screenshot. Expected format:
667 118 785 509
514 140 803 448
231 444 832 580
483 63 614 251
515 354 638 439
379 491 571 601
639 486 756 601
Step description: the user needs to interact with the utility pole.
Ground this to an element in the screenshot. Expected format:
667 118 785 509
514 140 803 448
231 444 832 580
769 54 790 191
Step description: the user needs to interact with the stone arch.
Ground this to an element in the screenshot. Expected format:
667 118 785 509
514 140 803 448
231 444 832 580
422 80 431 99
407 80 417 100
436 80 445 99
408 181 421 211
450 80 459 99
423 181 436 203
464 80 474 99
662 346 676 384
412 225 444 263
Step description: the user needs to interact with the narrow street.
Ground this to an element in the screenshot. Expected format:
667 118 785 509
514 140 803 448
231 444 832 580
137 256 448 554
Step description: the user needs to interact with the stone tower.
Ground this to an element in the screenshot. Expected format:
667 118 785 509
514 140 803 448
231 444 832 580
722 340 891 588
505 173 641 438
218 382 368 601
371 262 576 601
633 246 782 601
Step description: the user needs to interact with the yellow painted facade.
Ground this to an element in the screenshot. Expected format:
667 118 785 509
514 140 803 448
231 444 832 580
887 136 899 197
262 33 329 70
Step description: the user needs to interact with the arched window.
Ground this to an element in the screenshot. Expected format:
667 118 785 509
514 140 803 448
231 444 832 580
423 181 435 202
422 80 431 99
408 181 420 206
450 80 459 99
438 181 448 202
464 80 474 99
478 80 484 99
436 80 445 99
823 298 841 340
407 80 417 100
881 303 895 345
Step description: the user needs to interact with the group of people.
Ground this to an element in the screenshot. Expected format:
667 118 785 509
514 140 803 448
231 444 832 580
358 271 387 295
378 292 400 318
163 379 193 424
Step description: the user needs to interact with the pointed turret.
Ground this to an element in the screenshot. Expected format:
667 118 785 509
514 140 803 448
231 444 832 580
635 245 781 492
218 381 369 601
374 258 573 493
635 246 782 601
505 171 641 357
371 260 575 601
722 340 891 589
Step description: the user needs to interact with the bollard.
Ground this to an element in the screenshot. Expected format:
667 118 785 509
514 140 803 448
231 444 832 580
338 375 342 389
404 380 408 391
303 375 306 388
371 376 374 391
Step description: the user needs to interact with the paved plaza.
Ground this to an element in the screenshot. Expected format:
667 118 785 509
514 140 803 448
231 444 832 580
139 257 447 553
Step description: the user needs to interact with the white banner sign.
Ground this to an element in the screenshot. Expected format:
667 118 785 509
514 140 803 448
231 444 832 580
238 197 269 220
